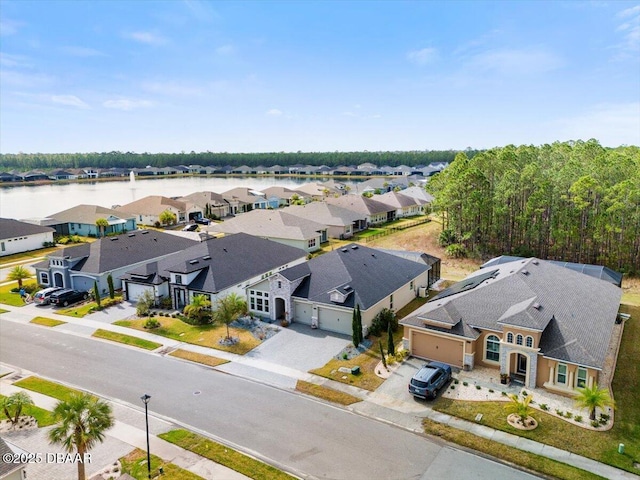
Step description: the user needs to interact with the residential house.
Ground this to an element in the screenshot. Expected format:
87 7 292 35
48 169 75 180
295 182 343 200
0 437 27 480
46 204 137 237
261 186 311 208
375 191 426 218
325 194 394 226
116 195 201 225
0 218 54 257
20 171 49 182
399 186 434 205
209 209 326 253
177 191 230 219
283 202 365 239
33 230 197 296
400 258 623 393
0 172 22 183
121 232 307 310
376 249 441 289
221 187 268 213
256 244 430 334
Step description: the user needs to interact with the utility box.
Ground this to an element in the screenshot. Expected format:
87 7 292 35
618 443 625 454
351 366 361 375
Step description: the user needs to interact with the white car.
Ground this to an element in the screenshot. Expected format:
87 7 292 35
33 287 63 305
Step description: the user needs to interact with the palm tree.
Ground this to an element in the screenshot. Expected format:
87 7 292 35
159 209 177 226
574 384 615 421
1 391 34 426
504 393 534 424
95 218 109 238
8 265 32 289
48 393 114 480
183 294 212 324
212 293 247 341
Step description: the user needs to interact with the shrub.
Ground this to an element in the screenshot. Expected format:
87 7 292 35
591 420 600 428
438 229 457 247
475 385 481 390
454 379 459 385
462 381 468 387
521 390 528 397
445 243 467 258
599 413 610 422
450 385 455 390
489 389 494 393
159 296 173 309
369 308 397 337
501 391 507 396
574 415 583 423
144 319 160 329
564 412 573 419
540 403 549 411
555 409 563 416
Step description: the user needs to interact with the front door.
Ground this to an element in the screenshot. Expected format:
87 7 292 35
517 353 527 375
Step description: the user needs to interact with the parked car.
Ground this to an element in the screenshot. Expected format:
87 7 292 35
49 289 89 307
182 223 198 231
408 361 452 399
195 218 210 225
33 286 63 305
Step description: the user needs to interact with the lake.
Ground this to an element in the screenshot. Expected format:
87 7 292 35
0 176 362 220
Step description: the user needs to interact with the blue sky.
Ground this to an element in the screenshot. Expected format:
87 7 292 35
1 0 638 154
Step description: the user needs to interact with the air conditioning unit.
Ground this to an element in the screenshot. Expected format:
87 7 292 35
311 317 318 329
418 287 428 298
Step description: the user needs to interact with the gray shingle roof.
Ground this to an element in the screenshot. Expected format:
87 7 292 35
0 218 55 240
123 233 307 293
50 230 197 274
401 258 622 369
0 437 26 476
48 204 135 224
210 210 326 241
325 194 393 216
288 244 429 309
283 202 364 227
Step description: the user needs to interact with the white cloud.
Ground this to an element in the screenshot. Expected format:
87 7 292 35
124 31 167 46
142 81 203 97
0 19 23 36
0 53 33 68
216 44 235 55
554 102 640 147
51 95 89 109
618 5 640 18
103 98 154 111
266 108 283 116
61 46 106 57
407 47 438 66
0 70 54 88
612 5 640 60
182 0 220 22
467 48 563 75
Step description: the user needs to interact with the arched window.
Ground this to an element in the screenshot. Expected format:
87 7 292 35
506 332 513 343
526 336 533 348
486 335 500 362
516 334 523 346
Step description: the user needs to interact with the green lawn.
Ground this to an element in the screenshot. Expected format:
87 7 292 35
355 228 385 239
30 316 66 327
0 246 60 266
0 281 38 306
13 376 94 403
0 394 56 427
92 329 162 350
432 303 639 474
120 448 203 480
115 316 260 355
159 430 297 480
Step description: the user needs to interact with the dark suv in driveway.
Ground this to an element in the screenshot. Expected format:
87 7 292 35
49 289 89 307
408 361 452 399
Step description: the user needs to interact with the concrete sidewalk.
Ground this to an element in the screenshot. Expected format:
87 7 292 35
0 382 249 480
1 302 638 480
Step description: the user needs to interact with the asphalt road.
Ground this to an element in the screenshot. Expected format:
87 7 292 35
0 321 540 480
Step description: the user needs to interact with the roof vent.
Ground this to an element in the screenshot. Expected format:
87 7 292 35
141 230 149 234
128 233 135 237
532 260 539 265
351 245 358 250
203 255 211 260
532 303 541 310
189 260 199 265
341 248 348 253
110 237 118 241
344 285 352 291
521 269 529 275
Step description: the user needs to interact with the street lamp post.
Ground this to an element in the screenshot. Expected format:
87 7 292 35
141 394 152 479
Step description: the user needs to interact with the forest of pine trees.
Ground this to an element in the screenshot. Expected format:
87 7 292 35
427 140 640 274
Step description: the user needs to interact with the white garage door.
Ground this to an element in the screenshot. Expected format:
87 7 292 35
126 282 154 303
293 300 312 325
318 306 351 335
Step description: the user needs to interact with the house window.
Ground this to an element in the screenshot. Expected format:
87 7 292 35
1 242 4 252
516 334 523 346
485 335 500 362
39 272 49 285
175 274 182 285
506 332 513 343
249 290 270 313
308 238 317 249
277 281 282 289
389 294 394 310
526 336 533 348
557 363 567 385
576 367 587 388
410 280 414 291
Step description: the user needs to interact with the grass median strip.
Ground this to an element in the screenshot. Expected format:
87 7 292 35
92 329 162 350
120 448 203 480
159 429 297 480
30 316 66 327
0 394 55 427
423 418 605 480
296 380 362 405
13 376 95 403
168 349 229 367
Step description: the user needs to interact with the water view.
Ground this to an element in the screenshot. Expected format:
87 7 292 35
0 176 362 220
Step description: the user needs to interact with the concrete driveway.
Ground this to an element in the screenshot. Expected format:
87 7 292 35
246 322 351 372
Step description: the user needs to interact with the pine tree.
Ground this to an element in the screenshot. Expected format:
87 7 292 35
387 320 395 357
107 274 115 299
93 282 101 307
352 309 359 347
